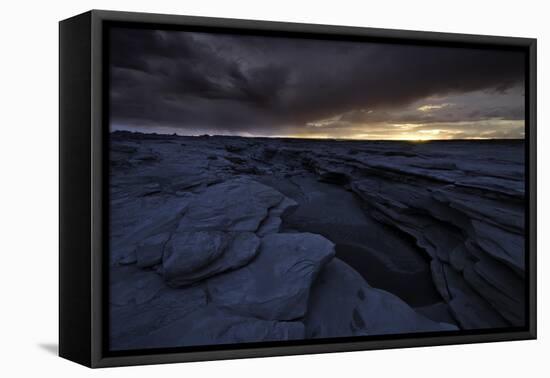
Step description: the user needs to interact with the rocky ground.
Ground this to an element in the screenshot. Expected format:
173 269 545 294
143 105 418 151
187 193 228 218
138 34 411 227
109 131 525 351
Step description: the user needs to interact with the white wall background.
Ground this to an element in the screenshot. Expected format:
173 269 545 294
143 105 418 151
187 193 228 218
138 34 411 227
0 0 547 376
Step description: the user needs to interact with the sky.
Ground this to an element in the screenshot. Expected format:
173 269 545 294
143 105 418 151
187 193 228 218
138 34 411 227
109 27 526 140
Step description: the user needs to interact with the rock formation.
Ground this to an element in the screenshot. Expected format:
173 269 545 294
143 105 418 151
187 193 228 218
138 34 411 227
109 131 524 350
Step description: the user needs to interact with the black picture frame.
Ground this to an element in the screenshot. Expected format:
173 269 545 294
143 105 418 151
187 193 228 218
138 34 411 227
59 9 537 368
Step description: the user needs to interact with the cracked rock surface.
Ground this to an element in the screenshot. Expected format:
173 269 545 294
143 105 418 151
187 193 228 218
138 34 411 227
109 132 524 350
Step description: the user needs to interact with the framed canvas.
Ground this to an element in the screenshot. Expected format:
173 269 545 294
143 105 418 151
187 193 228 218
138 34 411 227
59 10 537 368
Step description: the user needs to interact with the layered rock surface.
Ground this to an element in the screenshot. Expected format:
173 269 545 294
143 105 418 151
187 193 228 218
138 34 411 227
109 132 524 350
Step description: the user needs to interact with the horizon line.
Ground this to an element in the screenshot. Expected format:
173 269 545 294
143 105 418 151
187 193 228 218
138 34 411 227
110 129 525 142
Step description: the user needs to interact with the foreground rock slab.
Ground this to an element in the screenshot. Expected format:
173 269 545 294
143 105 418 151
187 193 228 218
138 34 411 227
163 231 260 287
208 233 335 321
176 177 285 232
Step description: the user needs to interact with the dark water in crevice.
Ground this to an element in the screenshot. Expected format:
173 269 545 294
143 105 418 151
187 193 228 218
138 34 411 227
334 243 441 306
277 176 443 308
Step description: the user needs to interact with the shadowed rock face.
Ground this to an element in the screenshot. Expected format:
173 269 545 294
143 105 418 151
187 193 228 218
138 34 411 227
109 131 524 350
305 258 456 339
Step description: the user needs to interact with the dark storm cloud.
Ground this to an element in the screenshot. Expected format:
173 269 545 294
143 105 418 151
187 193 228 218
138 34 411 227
109 27 525 136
